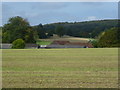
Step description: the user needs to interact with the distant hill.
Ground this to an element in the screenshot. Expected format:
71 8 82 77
43 19 119 38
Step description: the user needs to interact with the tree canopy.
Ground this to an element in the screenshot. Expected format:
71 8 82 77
55 25 64 37
98 27 119 47
12 38 25 49
43 19 119 38
33 24 47 39
2 16 35 43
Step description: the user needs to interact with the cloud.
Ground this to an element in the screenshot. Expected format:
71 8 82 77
31 2 68 10
2 2 118 26
85 16 100 21
27 11 76 25
80 2 104 6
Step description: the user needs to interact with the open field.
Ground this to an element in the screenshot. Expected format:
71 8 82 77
36 41 52 45
2 48 118 88
39 35 93 43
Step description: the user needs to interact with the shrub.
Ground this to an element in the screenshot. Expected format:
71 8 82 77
12 39 25 49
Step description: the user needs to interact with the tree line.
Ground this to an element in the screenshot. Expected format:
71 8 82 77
1 16 120 48
43 19 119 38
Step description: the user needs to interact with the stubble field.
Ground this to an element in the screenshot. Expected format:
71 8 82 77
2 48 118 88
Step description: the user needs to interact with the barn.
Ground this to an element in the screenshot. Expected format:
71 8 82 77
1 43 38 49
1 40 94 49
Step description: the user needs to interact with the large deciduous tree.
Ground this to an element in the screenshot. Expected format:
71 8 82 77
2 16 35 43
98 27 119 47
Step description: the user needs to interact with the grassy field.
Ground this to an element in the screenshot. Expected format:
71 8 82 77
36 41 52 45
2 48 118 88
39 35 93 43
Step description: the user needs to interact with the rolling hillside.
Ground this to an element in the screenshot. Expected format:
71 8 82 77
43 19 119 38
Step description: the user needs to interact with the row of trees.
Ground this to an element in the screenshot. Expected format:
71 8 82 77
33 24 65 38
1 16 120 48
43 20 119 38
2 16 65 48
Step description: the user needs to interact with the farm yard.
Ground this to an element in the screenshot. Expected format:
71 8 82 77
2 48 118 88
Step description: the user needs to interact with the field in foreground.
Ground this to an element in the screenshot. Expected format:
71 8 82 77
2 48 118 88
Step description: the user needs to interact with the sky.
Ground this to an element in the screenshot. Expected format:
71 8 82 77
2 2 118 26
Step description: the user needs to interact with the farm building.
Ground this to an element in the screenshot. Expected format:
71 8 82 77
1 43 38 49
1 41 93 49
1 43 12 49
25 44 38 49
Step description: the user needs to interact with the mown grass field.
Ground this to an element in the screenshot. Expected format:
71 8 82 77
2 48 118 88
36 41 52 45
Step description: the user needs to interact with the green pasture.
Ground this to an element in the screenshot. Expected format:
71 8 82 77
2 48 118 88
36 41 52 45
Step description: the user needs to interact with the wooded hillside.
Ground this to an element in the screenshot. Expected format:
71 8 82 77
43 19 119 38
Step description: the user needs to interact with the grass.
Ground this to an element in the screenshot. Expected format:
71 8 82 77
2 48 118 88
36 41 52 45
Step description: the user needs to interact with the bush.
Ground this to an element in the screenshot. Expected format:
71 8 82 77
12 39 25 49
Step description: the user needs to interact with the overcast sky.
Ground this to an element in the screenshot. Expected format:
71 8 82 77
2 2 118 26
